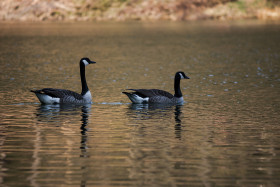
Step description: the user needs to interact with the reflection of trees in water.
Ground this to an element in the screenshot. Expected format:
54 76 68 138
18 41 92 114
127 103 183 139
33 104 91 187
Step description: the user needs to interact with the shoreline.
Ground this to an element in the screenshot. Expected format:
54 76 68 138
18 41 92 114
1 0 280 22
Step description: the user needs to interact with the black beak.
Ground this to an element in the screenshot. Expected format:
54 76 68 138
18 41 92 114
89 60 96 64
185 75 190 79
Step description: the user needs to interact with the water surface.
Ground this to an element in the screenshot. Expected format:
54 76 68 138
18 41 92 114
0 21 280 186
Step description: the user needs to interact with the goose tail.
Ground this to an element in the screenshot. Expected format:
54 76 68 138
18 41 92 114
122 92 149 104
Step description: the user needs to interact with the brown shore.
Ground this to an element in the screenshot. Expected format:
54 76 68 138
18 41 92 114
0 0 280 21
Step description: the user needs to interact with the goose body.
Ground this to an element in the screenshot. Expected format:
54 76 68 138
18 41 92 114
123 72 189 104
31 57 96 104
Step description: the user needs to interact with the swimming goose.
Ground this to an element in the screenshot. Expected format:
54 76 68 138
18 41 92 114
122 71 190 104
31 57 96 104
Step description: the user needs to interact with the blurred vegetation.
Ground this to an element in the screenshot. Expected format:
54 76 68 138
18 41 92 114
0 0 279 21
204 0 280 20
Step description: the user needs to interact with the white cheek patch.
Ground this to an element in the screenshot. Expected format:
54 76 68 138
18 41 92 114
179 73 184 79
83 59 89 66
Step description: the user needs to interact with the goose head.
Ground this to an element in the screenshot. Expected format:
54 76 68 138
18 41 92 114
175 71 190 80
80 57 96 66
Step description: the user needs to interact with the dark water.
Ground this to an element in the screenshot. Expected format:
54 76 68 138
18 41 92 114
0 21 280 186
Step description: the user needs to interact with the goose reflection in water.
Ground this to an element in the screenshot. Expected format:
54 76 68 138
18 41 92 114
33 104 91 186
174 105 183 139
36 104 89 123
127 103 184 139
35 104 91 153
80 105 91 157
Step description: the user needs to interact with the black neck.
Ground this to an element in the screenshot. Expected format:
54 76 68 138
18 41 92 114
174 77 182 98
80 63 88 95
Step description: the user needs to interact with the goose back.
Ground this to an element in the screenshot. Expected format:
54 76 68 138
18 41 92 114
31 88 91 104
123 89 184 104
35 88 83 100
127 89 173 99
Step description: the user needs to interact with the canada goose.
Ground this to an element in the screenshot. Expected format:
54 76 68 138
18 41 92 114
31 57 96 104
122 71 190 104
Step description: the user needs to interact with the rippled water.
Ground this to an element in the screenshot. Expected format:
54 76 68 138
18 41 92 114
0 21 280 186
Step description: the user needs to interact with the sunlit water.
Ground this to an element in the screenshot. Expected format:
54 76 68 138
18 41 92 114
0 21 280 186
